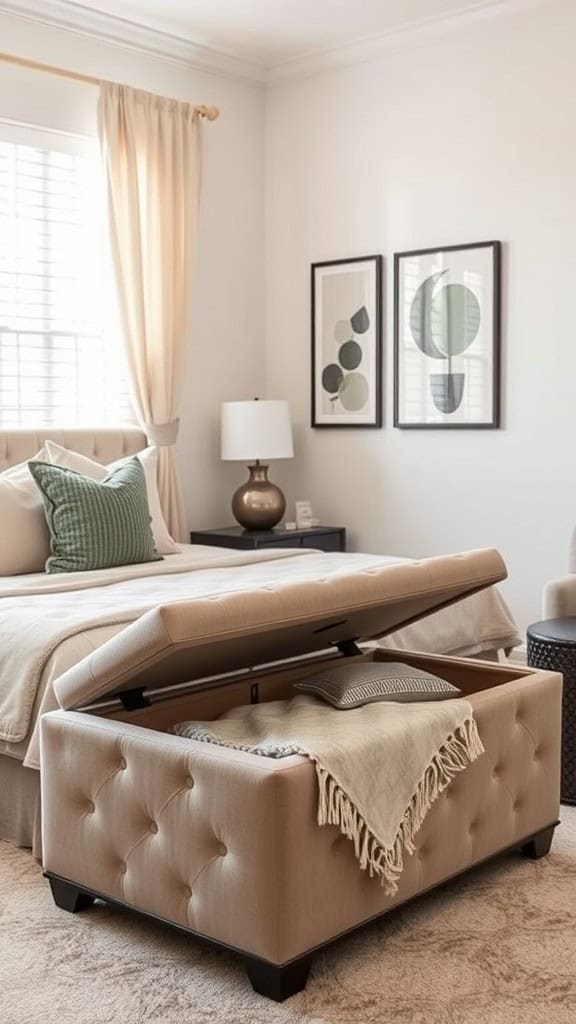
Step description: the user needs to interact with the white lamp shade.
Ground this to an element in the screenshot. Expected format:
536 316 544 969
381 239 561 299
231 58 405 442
221 400 294 461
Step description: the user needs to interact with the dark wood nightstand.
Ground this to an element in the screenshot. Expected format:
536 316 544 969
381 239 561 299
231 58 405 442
190 525 346 553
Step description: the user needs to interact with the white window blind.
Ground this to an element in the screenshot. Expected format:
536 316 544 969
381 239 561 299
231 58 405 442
0 128 133 427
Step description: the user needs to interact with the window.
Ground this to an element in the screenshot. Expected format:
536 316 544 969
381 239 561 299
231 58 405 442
0 126 133 426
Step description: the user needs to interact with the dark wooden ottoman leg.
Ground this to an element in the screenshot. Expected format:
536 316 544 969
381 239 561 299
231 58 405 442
521 825 556 860
244 954 312 1001
47 875 95 913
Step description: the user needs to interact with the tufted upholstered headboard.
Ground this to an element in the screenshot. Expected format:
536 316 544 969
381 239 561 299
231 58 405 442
0 428 147 471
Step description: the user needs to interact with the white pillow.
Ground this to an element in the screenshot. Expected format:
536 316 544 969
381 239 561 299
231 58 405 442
0 447 51 575
43 441 179 555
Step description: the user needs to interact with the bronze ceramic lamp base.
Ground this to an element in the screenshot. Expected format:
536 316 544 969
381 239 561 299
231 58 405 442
231 462 286 531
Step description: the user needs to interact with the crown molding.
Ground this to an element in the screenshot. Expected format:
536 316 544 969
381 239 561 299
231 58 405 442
0 0 268 84
0 0 545 87
267 0 546 84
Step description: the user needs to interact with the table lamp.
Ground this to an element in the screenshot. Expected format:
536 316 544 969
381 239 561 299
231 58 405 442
221 399 294 530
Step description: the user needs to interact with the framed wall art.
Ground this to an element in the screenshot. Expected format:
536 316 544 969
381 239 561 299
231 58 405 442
394 241 501 429
311 255 382 428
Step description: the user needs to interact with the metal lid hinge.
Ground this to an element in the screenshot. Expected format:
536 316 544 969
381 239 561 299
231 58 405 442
118 687 151 712
334 639 363 658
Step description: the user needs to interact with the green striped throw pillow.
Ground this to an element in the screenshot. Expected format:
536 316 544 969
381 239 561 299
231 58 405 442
28 457 162 574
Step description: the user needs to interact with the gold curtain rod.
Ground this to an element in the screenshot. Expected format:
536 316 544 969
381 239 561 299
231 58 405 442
0 52 220 120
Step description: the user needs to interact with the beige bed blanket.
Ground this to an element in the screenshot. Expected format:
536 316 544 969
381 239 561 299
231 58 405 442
0 545 519 767
172 694 484 893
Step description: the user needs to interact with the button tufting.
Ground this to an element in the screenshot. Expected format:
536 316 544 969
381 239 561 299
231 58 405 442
184 775 194 790
86 800 95 814
149 821 158 835
218 842 227 857
119 861 127 874
183 886 192 900
119 757 127 770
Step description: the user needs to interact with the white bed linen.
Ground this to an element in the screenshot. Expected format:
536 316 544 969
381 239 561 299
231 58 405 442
0 544 519 770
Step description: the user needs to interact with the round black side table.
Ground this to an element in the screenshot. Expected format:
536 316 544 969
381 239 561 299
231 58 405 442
527 618 576 805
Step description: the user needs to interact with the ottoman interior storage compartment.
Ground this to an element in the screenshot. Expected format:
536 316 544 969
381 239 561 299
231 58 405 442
40 549 562 1001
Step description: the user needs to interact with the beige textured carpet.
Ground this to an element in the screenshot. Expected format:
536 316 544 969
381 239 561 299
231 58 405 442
2 809 576 1024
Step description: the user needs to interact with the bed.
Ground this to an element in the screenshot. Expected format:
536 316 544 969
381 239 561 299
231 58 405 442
0 428 520 856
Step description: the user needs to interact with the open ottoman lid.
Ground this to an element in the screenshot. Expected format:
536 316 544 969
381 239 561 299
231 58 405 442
54 547 507 711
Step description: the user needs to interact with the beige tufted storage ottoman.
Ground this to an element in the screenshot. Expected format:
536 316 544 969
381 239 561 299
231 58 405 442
40 549 562 1001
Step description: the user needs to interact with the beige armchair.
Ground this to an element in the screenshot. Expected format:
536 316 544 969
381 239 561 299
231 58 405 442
543 577 576 618
543 538 576 618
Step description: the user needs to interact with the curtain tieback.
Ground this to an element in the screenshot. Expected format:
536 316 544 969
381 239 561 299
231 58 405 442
145 420 179 446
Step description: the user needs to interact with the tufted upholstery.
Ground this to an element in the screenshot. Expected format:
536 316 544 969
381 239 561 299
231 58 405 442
0 429 146 470
40 661 561 966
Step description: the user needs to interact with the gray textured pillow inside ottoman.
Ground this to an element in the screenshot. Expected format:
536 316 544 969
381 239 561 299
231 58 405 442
294 661 461 709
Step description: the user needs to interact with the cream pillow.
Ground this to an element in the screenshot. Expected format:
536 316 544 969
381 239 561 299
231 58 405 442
0 447 51 575
43 441 179 555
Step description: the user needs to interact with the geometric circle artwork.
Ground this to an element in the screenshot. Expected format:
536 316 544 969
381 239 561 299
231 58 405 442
409 272 481 413
351 306 370 334
313 254 383 428
322 363 344 394
395 241 500 429
431 283 481 357
334 320 351 345
321 306 371 412
339 371 369 411
338 340 362 370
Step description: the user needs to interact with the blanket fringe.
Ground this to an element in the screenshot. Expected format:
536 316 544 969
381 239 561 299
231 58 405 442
315 715 485 895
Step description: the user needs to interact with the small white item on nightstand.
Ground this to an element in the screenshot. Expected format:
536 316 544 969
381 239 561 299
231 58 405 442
295 500 313 530
284 521 297 531
309 517 321 528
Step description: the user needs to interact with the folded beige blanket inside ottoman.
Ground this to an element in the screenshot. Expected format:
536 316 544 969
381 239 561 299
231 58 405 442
172 695 484 894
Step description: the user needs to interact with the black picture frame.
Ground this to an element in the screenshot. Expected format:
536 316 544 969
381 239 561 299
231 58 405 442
394 240 501 429
311 255 383 428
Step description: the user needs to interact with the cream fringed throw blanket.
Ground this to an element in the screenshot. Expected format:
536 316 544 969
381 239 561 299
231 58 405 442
172 695 484 894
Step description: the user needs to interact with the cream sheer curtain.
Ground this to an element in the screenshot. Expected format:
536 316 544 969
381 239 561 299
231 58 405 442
97 83 200 542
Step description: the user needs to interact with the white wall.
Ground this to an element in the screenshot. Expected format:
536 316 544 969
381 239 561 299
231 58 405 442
0 11 266 530
265 0 576 631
